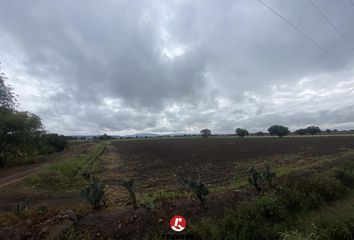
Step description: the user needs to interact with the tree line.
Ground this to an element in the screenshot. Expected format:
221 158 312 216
200 124 335 138
0 65 67 167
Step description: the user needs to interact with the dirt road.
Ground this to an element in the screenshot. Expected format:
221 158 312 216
0 142 95 188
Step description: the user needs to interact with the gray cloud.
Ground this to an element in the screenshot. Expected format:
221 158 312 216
1 0 354 134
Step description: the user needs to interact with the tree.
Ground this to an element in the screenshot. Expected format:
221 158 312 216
0 108 43 166
200 129 211 138
255 131 265 136
0 63 17 109
306 126 321 135
295 128 307 135
39 133 68 154
235 128 249 138
295 126 321 135
268 125 290 138
98 133 113 140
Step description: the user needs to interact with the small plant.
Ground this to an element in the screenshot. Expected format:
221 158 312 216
15 198 30 216
80 176 105 209
122 179 137 209
37 204 48 215
184 177 209 205
262 166 276 188
248 167 263 193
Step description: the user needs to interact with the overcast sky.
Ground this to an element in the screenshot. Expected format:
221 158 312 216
1 0 354 135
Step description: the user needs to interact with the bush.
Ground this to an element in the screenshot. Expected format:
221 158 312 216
39 133 68 154
280 173 347 212
191 195 287 240
335 168 354 187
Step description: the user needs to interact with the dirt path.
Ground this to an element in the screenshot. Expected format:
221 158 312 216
97 142 130 208
0 142 95 188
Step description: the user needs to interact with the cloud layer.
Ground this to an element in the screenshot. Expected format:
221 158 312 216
1 0 354 134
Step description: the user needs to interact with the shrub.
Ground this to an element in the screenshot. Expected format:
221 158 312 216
335 168 354 187
280 173 346 212
280 230 319 240
184 177 209 205
237 194 287 239
39 133 68 154
122 179 137 209
80 177 105 209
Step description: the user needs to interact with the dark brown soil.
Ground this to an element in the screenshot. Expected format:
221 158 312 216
110 136 354 191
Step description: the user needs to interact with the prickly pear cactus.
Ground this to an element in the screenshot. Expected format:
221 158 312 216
122 179 137 209
185 177 209 205
15 198 30 216
262 166 276 188
248 167 263 193
80 177 105 209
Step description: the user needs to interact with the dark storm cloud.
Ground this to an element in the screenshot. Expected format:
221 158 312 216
0 0 354 134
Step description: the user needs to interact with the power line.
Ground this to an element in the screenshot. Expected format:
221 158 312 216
308 0 354 52
256 0 353 75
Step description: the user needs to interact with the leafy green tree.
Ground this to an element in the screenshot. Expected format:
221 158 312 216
39 133 68 154
0 108 43 166
98 133 113 140
306 126 321 135
268 125 290 138
295 128 307 135
295 126 321 135
255 131 265 136
0 64 17 109
200 128 211 138
236 128 249 138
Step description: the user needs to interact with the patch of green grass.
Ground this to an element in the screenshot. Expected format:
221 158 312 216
289 191 354 240
209 179 248 193
189 162 354 240
27 143 105 191
274 167 295 176
139 190 188 207
0 212 21 226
